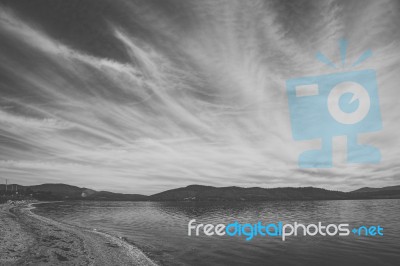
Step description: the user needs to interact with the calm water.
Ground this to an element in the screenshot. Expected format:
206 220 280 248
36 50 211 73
33 200 400 266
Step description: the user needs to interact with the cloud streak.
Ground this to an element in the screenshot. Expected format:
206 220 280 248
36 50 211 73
0 0 400 194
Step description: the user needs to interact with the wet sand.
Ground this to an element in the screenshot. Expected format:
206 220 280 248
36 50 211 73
0 203 157 265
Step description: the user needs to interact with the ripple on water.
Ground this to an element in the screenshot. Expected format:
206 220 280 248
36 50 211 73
33 199 400 266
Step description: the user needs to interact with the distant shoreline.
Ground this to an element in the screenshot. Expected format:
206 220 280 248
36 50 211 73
1 183 400 202
31 197 400 203
0 202 157 265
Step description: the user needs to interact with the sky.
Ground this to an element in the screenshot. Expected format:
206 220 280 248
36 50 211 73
0 0 399 194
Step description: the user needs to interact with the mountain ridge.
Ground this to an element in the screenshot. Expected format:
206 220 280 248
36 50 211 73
1 183 400 201
351 185 400 193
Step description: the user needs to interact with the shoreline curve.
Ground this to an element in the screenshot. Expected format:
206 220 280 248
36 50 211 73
0 202 158 265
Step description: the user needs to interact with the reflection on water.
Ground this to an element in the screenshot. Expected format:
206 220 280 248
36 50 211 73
33 200 400 266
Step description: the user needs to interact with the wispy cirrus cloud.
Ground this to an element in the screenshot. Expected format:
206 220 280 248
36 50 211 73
0 0 400 194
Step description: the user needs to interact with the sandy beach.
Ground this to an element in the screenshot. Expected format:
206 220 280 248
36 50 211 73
0 202 157 266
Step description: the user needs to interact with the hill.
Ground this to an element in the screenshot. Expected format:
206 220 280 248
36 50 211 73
351 185 400 193
149 185 347 201
0 183 147 201
1 183 400 202
85 191 147 201
29 184 95 199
